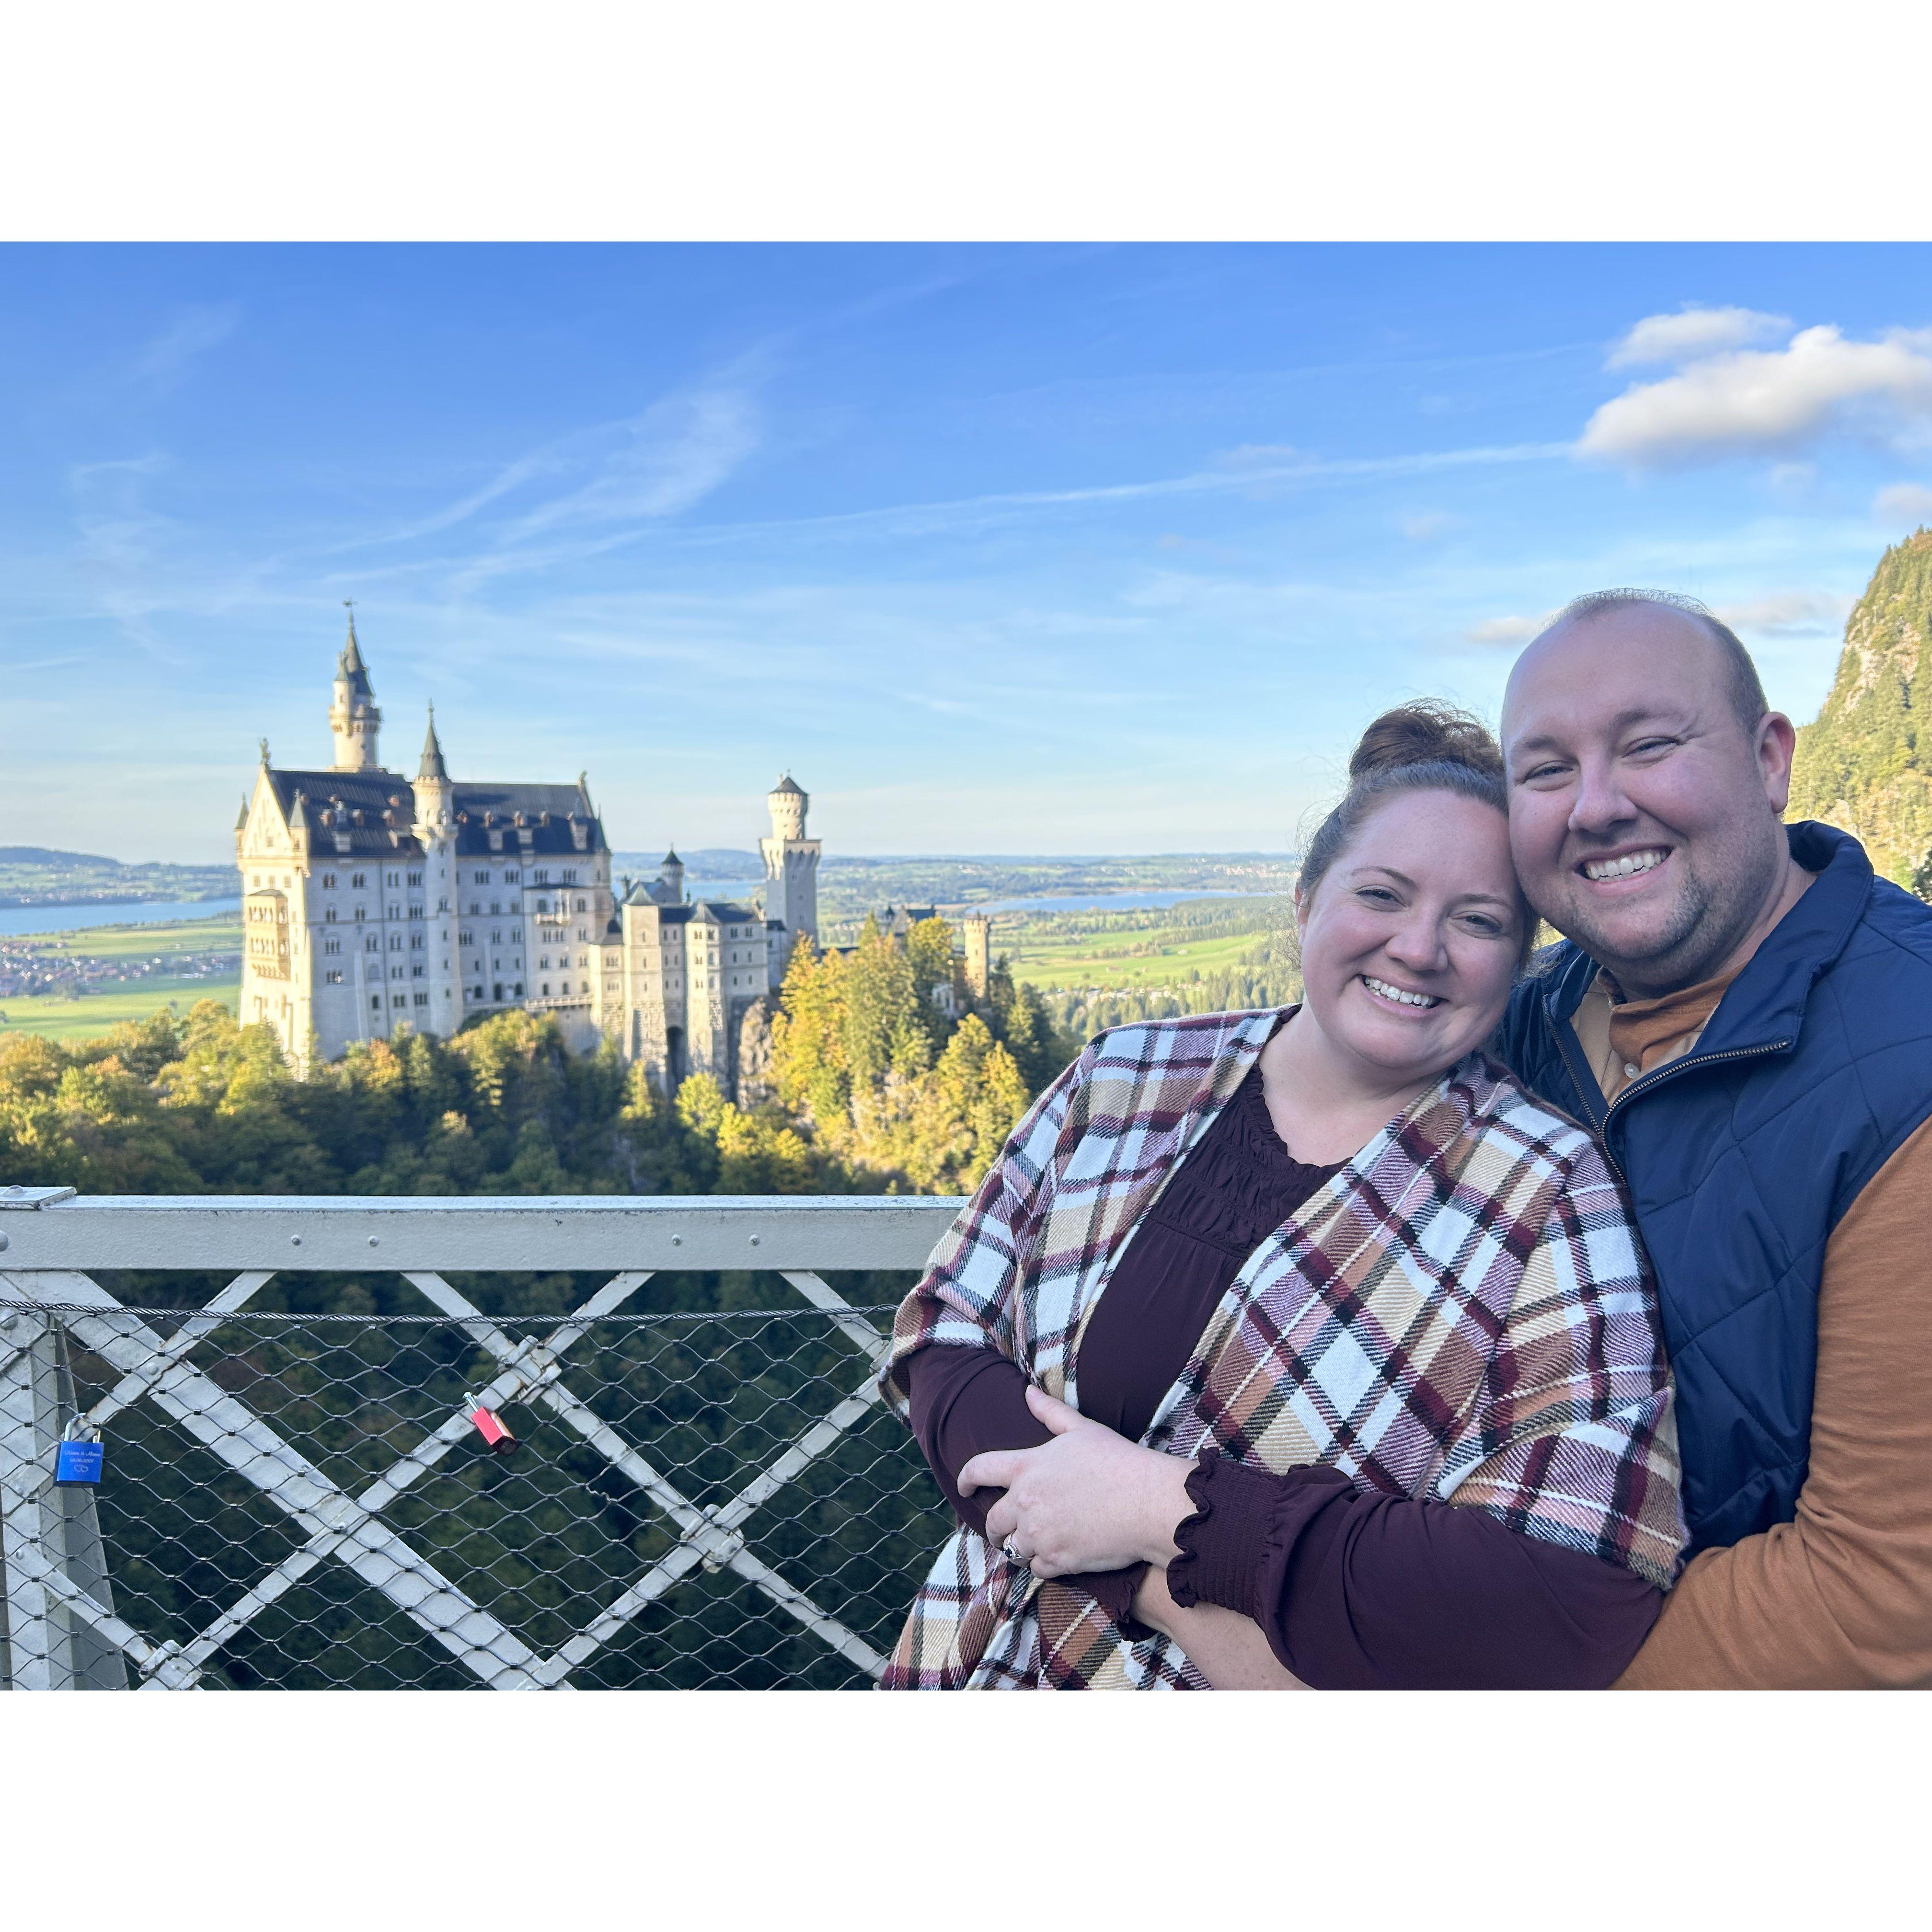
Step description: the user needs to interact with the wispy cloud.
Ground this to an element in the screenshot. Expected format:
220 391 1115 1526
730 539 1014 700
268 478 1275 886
1580 322 1932 468
1712 590 1853 636
1606 305 1791 369
132 303 240 394
1462 614 1543 647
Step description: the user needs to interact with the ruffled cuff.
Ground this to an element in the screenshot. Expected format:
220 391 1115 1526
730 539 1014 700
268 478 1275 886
1167 1453 1352 1622
1166 1450 1285 1612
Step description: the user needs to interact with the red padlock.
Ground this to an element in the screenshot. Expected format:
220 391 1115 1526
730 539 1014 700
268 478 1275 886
468 1395 518 1456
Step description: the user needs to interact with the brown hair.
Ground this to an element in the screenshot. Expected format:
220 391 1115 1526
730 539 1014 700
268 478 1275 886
1298 701 1533 967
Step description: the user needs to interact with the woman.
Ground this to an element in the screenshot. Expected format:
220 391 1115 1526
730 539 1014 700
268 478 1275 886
878 703 1685 1690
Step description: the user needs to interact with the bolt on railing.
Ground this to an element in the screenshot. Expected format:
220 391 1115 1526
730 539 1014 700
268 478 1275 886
0 1190 962 1690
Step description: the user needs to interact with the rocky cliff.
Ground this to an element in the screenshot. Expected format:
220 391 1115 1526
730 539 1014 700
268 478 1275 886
1788 529 1932 891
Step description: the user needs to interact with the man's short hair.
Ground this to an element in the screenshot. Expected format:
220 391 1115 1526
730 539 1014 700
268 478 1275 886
1542 589 1770 736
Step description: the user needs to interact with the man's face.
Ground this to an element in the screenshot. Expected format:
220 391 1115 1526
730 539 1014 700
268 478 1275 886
1501 606 1794 995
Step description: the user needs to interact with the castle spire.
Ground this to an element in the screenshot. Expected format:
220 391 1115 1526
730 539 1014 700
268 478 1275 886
418 703 449 782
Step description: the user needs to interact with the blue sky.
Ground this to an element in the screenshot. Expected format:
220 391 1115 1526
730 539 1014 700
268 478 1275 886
5 242 1931 864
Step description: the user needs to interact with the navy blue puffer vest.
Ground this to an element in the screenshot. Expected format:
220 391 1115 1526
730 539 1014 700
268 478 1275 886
1495 823 1932 1555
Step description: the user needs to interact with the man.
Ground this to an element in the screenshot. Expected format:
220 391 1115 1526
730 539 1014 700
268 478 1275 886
1496 588 1932 1688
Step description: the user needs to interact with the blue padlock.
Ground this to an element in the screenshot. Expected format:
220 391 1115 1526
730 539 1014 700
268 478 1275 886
55 1423 103 1487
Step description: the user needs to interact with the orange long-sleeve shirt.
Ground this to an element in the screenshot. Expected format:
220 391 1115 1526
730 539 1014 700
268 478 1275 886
1573 969 1932 1688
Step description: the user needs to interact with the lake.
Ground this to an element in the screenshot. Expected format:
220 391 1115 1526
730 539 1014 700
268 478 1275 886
0 897 243 939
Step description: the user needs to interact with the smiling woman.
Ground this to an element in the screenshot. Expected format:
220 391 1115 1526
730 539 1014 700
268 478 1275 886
876 702 1686 1691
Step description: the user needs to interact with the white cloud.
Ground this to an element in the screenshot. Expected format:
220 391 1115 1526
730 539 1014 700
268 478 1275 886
132 304 240 393
1579 324 1932 468
1875 482 1932 526
1711 591 1853 636
1606 305 1791 369
1400 510 1457 541
1463 615 1541 646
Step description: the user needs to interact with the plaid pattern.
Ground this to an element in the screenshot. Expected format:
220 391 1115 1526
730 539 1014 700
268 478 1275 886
879 1009 1685 1690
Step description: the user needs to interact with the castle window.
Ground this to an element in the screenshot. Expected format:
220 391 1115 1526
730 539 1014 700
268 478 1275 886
541 982 550 996
324 907 336 923
491 929 501 944
324 938 341 955
371 996 381 1011
469 901 480 915
473 870 490 884
460 932 472 946
389 935 402 951
504 869 520 884
493 983 503 1000
540 954 550 969
391 965 402 979
322 873 336 889
392 994 406 1007
325 970 343 984
564 871 578 886
352 872 366 888
407 870 422 886
386 871 400 886
354 907 366 923
534 869 549 884
409 905 424 921
410 934 424 951
513 982 524 997
366 935 380 953
412 965 425 978
536 898 549 914
490 901 502 915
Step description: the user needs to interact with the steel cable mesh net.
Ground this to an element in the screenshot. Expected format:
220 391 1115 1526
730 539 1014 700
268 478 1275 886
4 1276 952 1690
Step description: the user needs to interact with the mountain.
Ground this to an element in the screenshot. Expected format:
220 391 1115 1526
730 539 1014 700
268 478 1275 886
1788 529 1932 891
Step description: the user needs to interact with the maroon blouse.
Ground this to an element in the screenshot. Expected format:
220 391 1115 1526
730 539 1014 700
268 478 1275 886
901 1046 1663 1689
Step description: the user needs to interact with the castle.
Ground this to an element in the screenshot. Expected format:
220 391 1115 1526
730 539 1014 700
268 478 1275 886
236 615 820 1090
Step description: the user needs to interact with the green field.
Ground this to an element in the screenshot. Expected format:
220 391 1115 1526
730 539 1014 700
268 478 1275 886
0 976 240 1044
1008 924 1269 992
1 913 242 1045
13 913 240 957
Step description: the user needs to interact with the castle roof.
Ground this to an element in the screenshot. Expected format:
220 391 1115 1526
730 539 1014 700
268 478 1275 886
770 774 805 797
264 769 425 856
258 768 607 859
449 782 607 856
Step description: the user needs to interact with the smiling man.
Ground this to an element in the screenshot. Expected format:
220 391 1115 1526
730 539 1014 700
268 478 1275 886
1496 589 1932 1688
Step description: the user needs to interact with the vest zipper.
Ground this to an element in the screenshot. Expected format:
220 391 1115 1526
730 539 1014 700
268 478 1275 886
1595 1037 1794 1185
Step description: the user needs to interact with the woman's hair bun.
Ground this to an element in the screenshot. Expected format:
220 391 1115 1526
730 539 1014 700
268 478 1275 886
1347 700 1504 784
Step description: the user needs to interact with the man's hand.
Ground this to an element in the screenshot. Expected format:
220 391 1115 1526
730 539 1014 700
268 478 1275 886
958 1385 1195 1578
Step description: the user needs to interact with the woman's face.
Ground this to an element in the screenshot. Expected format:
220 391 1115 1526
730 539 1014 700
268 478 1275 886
1296 788 1524 1088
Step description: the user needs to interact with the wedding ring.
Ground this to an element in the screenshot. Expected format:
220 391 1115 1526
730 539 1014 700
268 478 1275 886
1001 1537 1023 1564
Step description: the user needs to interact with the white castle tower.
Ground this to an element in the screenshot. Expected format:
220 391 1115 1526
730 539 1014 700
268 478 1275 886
759 774 820 964
328 607 382 771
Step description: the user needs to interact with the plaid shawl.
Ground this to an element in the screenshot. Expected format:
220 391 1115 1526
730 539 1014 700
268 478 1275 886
878 1008 1685 1690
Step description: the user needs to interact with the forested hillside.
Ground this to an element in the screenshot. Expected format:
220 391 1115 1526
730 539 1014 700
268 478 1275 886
1789 529 1932 890
0 914 1076 1200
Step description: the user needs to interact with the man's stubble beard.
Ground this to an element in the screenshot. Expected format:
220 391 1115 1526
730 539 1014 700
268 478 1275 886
1533 829 1784 996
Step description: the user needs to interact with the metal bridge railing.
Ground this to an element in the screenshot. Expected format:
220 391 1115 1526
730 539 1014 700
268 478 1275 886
0 1188 964 1691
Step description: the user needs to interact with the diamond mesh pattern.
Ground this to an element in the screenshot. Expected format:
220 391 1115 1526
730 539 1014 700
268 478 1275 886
0 1267 950 1690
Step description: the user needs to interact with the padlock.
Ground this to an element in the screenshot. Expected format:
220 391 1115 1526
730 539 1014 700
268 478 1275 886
55 1419 104 1487
467 1395 517 1456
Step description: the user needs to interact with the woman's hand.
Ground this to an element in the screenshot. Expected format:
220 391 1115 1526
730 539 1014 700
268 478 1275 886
958 1385 1195 1579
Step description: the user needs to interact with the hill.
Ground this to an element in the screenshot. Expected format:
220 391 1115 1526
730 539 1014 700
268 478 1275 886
0 847 237 909
1788 530 1932 890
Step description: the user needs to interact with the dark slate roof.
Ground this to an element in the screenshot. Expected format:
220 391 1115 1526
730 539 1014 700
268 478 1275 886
770 774 805 797
449 782 605 856
266 769 423 857
691 900 759 924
